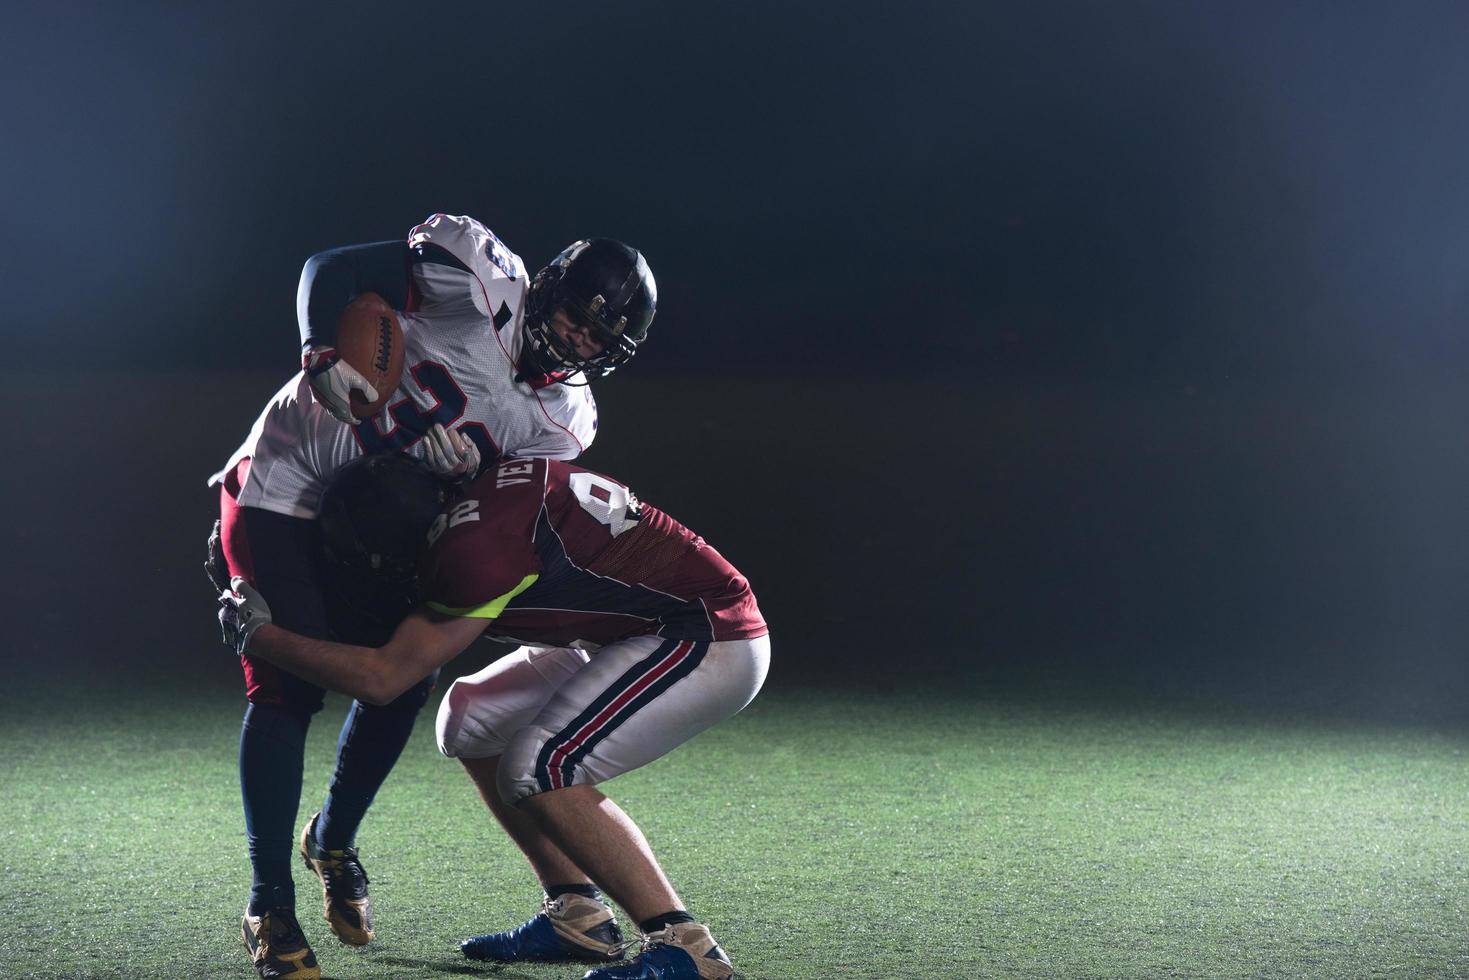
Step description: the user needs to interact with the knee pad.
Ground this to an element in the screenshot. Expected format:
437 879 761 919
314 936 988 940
495 725 553 805
434 646 577 759
435 674 522 759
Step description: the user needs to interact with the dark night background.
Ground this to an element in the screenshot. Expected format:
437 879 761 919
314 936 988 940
3 2 1468 721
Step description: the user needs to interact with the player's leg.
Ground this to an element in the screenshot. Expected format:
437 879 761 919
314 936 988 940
314 678 436 849
221 473 332 979
522 787 738 980
314 568 428 853
461 754 589 886
297 570 429 945
437 647 627 963
238 699 310 911
499 634 771 980
232 511 333 915
293 676 433 947
519 784 681 922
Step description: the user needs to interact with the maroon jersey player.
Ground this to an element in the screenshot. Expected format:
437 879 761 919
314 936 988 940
422 455 766 651
219 454 770 980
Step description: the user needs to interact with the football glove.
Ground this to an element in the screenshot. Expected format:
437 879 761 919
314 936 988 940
218 576 273 656
303 346 378 426
423 423 481 480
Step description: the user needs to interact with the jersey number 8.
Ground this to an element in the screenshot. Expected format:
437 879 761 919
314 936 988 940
569 473 641 538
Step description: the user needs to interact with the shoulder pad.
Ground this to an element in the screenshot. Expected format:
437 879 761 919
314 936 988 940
407 213 527 283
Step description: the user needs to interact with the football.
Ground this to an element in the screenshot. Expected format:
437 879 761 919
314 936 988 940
335 292 404 418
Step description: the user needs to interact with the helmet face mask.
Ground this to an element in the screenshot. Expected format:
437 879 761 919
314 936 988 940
530 303 639 382
523 239 656 383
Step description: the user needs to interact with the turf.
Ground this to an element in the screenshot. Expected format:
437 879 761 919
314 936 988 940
1 680 1465 979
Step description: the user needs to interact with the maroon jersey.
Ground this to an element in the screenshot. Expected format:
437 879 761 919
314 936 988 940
421 457 767 646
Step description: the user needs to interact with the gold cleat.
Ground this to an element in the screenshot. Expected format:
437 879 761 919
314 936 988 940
298 812 374 945
240 907 320 980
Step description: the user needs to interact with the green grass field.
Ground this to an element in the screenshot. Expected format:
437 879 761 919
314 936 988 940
1 679 1465 979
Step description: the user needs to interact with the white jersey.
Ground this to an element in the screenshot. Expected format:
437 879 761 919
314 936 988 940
210 214 598 518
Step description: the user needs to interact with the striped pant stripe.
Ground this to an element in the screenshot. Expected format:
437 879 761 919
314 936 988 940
534 638 710 792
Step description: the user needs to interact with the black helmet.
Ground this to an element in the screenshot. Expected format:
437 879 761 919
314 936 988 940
317 453 450 583
523 238 657 382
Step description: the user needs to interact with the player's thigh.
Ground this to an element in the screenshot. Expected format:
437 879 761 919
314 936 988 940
221 493 333 708
221 499 331 634
498 634 771 804
436 645 591 759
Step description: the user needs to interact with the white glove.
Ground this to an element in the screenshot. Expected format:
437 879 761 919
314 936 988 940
218 577 273 656
423 423 482 480
302 346 379 426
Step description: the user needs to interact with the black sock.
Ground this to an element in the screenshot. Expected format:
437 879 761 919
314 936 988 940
240 703 310 915
546 883 602 901
246 884 295 917
639 910 695 933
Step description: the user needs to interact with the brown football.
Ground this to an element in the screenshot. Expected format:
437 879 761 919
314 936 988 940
335 292 405 418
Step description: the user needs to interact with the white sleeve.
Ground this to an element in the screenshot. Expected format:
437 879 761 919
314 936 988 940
407 213 528 318
408 213 490 271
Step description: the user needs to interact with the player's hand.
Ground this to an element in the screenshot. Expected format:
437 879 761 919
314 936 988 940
303 346 378 426
218 576 273 656
424 423 481 480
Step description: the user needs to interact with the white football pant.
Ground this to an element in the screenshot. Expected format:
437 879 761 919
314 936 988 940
435 634 770 803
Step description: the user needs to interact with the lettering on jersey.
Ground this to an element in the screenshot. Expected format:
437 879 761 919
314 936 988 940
569 472 643 537
485 232 517 279
426 499 481 546
496 458 537 488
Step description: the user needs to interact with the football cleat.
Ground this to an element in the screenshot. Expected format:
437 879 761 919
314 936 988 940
240 907 320 979
461 893 625 963
582 922 732 980
298 812 374 945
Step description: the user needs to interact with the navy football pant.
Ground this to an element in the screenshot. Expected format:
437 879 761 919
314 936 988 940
219 463 433 913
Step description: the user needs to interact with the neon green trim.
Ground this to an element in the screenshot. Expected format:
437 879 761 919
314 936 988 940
427 573 539 619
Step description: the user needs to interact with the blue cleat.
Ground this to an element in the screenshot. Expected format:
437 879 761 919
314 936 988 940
461 893 625 963
582 923 732 980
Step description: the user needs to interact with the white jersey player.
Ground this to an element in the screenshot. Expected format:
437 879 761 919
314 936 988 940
209 213 658 980
212 213 625 517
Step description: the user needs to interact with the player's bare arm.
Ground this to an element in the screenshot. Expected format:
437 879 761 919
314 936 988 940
223 583 487 705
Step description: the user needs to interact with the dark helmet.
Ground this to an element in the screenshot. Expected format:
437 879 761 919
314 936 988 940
317 453 450 584
523 238 657 382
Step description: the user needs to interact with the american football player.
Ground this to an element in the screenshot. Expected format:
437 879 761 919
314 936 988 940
208 215 656 980
218 453 770 980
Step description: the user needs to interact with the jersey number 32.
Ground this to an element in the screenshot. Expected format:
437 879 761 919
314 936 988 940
352 360 499 464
